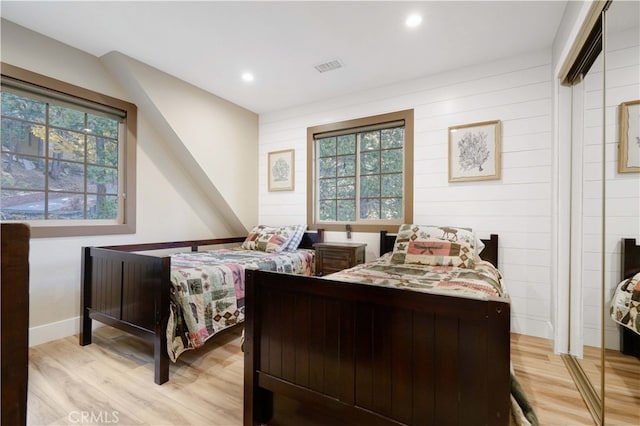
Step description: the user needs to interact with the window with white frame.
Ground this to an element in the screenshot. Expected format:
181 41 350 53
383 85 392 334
1 64 137 237
307 109 413 233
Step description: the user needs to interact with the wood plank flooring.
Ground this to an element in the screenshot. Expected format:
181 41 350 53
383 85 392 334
578 343 640 424
28 327 244 426
25 327 639 425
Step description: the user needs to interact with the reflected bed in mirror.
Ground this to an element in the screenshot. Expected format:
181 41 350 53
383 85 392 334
610 238 640 358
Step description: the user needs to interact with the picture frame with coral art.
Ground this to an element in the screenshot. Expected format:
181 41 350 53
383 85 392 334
619 100 640 173
448 120 501 182
268 149 295 191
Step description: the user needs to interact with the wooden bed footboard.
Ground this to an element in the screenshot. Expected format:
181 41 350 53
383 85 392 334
80 246 176 384
244 269 511 426
79 236 246 384
80 231 324 385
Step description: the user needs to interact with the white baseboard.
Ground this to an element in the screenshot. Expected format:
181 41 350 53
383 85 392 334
32 315 556 347
29 316 103 347
511 316 554 340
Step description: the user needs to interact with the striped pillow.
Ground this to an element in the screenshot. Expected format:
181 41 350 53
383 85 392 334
283 225 307 251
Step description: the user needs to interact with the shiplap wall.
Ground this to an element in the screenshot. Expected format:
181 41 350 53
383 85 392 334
580 24 640 349
259 50 554 338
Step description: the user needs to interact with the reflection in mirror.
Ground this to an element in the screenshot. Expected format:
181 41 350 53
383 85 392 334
603 0 640 424
564 2 640 423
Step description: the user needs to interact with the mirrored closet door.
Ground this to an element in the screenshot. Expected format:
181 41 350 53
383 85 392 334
565 1 640 424
602 1 639 423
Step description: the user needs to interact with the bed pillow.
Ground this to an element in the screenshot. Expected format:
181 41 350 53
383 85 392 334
390 224 478 268
610 271 640 333
283 225 307 251
241 225 294 253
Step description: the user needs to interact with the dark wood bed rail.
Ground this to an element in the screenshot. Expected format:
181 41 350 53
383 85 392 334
622 238 640 280
244 269 511 425
2 223 30 426
99 236 247 252
95 229 325 253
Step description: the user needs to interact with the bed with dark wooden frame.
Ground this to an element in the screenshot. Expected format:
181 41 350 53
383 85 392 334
621 238 640 358
244 232 510 425
79 230 323 385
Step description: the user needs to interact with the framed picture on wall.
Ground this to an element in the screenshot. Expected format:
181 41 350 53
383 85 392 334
619 99 640 173
448 120 501 182
268 149 295 191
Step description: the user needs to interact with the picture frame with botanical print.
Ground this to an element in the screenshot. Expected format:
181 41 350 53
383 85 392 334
619 99 640 173
448 120 501 182
268 149 295 191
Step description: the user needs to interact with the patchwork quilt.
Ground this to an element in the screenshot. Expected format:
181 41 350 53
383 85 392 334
610 271 640 335
325 253 506 300
166 248 315 361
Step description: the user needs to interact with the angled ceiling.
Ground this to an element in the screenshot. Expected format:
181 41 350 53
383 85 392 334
1 1 568 114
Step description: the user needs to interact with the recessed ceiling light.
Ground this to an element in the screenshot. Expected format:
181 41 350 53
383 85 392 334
405 13 422 28
241 72 254 82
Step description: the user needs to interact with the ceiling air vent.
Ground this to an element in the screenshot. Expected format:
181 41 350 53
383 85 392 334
314 59 344 73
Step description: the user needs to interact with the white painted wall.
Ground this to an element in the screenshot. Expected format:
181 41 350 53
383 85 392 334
101 51 258 231
550 0 596 356
1 20 259 345
259 50 555 338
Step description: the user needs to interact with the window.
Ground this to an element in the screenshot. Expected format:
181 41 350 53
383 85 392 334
1 63 137 237
307 109 413 233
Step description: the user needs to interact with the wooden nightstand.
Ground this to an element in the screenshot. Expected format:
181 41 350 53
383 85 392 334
313 242 367 276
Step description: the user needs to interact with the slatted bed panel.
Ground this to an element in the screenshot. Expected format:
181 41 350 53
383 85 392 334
244 269 511 426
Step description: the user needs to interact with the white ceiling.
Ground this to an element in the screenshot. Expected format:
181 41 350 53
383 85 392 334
1 1 568 114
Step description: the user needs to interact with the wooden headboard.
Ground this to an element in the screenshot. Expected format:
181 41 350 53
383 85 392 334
299 229 324 249
379 231 499 267
622 238 640 280
99 229 324 253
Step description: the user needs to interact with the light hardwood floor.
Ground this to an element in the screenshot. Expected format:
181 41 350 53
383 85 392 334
26 328 638 425
578 343 640 424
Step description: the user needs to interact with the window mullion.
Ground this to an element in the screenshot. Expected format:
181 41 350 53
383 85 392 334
377 129 382 220
83 113 88 219
44 103 50 219
355 133 361 223
315 140 321 223
118 121 125 220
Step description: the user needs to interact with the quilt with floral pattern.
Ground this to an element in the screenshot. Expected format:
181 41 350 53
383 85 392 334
325 253 506 300
166 248 314 361
611 272 640 335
